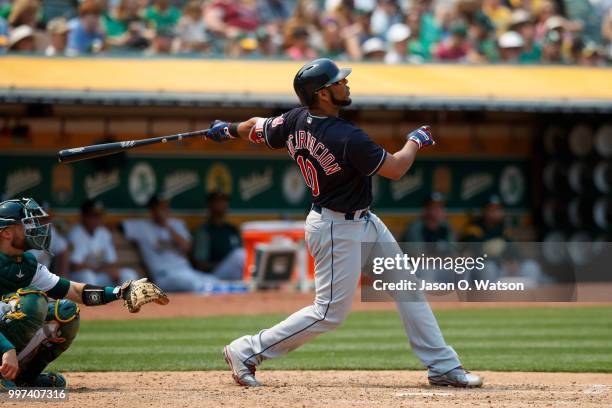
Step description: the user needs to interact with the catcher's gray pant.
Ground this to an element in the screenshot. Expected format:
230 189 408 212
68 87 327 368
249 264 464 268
230 209 462 375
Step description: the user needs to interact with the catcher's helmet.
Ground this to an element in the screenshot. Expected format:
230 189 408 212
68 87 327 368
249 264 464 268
0 198 51 251
293 58 352 107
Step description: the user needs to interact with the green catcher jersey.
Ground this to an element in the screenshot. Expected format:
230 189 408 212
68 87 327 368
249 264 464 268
0 252 70 299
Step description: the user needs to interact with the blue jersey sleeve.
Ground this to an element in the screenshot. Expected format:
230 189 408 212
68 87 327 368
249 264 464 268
344 129 386 176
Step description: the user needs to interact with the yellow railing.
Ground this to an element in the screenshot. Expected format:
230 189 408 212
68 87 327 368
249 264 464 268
2 56 611 101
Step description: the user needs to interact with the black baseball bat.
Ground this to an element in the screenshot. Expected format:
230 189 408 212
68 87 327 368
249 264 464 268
57 128 210 163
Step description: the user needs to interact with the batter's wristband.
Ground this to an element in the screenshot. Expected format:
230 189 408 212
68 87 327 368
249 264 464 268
228 123 239 138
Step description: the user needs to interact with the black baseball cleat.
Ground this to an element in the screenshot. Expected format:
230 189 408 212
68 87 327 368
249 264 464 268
428 366 483 388
223 345 262 387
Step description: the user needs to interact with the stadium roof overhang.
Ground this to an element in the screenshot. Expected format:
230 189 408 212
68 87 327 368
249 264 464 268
1 56 611 113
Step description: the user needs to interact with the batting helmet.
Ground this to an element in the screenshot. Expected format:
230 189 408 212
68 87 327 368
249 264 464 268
293 58 352 107
0 198 51 251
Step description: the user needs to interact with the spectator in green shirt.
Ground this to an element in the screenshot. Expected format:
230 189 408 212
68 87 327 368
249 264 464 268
144 0 181 30
509 9 542 64
467 11 499 63
192 191 245 281
103 0 151 51
103 0 143 38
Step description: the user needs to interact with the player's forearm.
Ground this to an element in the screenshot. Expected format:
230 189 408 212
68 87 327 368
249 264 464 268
235 118 260 140
65 281 121 306
378 140 419 180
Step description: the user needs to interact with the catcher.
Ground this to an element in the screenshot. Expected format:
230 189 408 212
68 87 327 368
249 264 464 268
0 198 169 390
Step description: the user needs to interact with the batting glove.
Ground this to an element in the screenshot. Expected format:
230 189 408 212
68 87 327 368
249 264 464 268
407 125 435 149
205 120 236 143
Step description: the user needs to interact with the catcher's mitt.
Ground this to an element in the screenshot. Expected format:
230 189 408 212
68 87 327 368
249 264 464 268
119 278 169 313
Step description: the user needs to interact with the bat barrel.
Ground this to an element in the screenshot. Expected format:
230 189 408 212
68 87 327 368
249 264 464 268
57 129 209 163
58 143 127 163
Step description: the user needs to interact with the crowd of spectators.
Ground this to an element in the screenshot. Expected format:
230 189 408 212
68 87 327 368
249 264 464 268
0 0 610 65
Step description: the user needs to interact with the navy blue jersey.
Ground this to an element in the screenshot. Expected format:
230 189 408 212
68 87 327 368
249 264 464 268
250 107 386 212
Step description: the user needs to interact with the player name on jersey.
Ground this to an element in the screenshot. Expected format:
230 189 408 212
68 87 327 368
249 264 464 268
286 130 341 176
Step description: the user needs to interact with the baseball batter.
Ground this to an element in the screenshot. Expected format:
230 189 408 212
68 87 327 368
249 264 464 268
205 58 483 388
0 198 168 390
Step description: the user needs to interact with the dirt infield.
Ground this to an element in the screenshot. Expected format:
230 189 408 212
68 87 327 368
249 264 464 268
7 371 610 408
79 291 612 321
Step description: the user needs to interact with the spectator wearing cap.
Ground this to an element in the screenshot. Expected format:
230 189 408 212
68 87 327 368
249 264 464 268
68 199 139 286
8 24 36 52
7 0 39 29
122 194 221 292
45 17 70 56
509 9 541 64
285 25 316 60
67 0 105 55
433 21 471 61
144 0 181 30
192 191 245 281
384 23 413 64
467 11 498 63
498 31 524 63
176 0 209 53
546 16 585 63
541 29 563 63
361 36 386 61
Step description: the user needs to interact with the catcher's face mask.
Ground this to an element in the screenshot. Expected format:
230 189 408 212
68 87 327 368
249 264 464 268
21 198 52 251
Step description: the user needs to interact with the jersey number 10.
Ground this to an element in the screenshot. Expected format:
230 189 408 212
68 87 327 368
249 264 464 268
296 156 320 197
